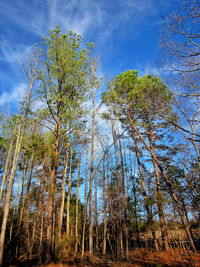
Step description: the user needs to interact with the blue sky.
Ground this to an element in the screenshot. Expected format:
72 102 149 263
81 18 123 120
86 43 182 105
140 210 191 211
0 0 183 113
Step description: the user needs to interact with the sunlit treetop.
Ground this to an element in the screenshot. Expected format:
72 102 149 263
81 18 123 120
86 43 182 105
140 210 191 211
104 70 173 117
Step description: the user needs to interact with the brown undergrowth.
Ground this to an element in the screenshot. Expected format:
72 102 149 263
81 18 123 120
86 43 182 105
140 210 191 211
9 249 200 267
129 248 200 266
40 249 200 267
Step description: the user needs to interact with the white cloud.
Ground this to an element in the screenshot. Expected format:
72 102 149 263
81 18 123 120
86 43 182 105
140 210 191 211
0 0 164 42
46 0 105 35
0 41 33 63
0 83 26 106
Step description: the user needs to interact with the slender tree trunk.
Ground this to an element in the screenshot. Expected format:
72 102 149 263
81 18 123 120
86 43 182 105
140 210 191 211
66 147 73 238
95 152 99 253
89 86 95 262
102 156 107 256
131 174 139 246
147 125 170 252
46 160 57 261
19 150 35 224
107 156 115 258
46 106 61 262
0 50 39 265
131 128 159 251
81 146 88 258
15 157 29 259
0 136 14 203
39 162 46 261
30 213 36 257
2 157 13 208
111 119 124 258
123 140 129 198
0 123 23 266
58 144 70 242
116 119 129 259
75 158 80 256
18 158 29 217
9 175 20 249
52 202 56 254
128 112 197 253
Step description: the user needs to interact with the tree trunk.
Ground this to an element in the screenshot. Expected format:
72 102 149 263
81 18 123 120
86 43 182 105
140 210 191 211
123 140 129 198
18 158 29 218
81 147 88 258
0 124 23 266
0 136 14 203
57 143 70 242
0 49 38 266
131 129 159 251
116 119 129 259
147 125 170 252
89 86 95 262
128 112 197 253
66 148 73 238
111 119 124 258
19 150 35 224
107 156 116 258
131 174 139 246
95 152 99 253
39 162 46 261
2 156 13 208
46 99 61 262
30 213 36 257
102 156 107 256
75 158 80 256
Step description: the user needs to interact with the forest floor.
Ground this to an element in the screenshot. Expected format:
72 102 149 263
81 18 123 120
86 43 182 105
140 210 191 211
39 249 200 267
9 248 200 267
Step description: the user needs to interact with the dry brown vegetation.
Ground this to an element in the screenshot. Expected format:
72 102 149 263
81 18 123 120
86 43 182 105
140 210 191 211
38 250 200 267
8 249 199 267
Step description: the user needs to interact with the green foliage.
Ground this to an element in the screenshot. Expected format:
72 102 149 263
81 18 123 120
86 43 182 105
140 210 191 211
38 26 93 125
136 74 173 116
105 70 173 118
103 70 138 105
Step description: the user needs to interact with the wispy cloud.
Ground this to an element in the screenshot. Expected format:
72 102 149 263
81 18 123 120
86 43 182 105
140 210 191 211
0 83 26 106
46 0 97 35
0 0 182 112
0 0 175 65
0 41 33 63
0 0 167 43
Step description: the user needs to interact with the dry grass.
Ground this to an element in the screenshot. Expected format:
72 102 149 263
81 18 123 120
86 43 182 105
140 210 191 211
12 248 200 267
129 248 200 266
